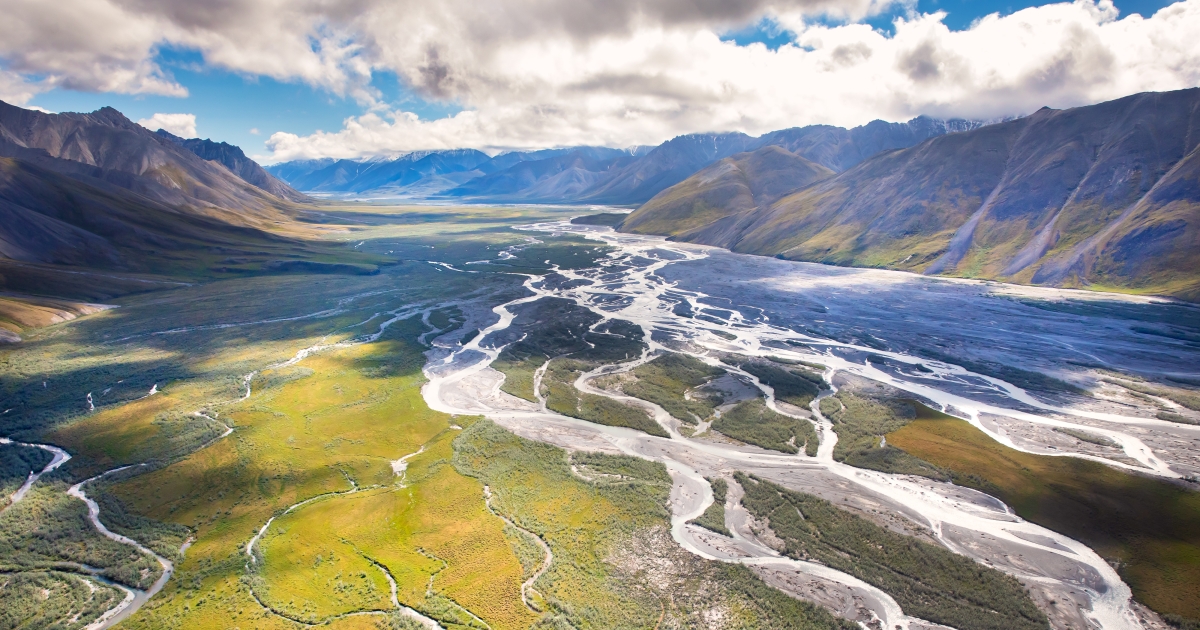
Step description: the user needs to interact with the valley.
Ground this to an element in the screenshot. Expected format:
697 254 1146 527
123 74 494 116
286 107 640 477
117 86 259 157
0 97 1198 630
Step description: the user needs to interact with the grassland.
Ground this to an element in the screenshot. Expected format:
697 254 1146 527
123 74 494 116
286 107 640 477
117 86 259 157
0 203 619 628
712 399 817 455
887 410 1200 621
543 360 667 438
734 473 1048 630
455 420 856 630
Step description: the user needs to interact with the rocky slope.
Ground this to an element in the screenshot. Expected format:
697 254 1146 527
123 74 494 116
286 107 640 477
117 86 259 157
620 88 1200 301
156 130 305 202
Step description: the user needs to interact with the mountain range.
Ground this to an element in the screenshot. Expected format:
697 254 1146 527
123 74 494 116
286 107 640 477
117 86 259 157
0 100 342 340
2 84 1198 326
621 88 1200 301
267 117 984 205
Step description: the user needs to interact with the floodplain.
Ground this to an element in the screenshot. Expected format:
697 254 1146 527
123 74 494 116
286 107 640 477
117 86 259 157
1 203 1198 630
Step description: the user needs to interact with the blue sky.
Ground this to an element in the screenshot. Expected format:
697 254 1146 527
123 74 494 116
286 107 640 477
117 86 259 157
22 0 1181 160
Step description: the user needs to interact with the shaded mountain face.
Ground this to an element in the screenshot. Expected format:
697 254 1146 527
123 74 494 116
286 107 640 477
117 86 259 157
620 146 835 236
0 101 349 309
626 88 1200 301
156 130 306 202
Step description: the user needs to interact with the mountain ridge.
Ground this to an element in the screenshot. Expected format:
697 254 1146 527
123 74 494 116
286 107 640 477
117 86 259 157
267 115 985 204
619 88 1200 301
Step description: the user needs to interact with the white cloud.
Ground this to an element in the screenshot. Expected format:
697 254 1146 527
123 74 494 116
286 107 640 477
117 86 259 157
265 0 1200 160
137 112 197 137
2 0 1199 160
249 127 260 135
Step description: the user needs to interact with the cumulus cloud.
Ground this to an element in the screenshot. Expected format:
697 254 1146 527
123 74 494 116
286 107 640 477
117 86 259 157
2 0 1199 160
137 112 197 137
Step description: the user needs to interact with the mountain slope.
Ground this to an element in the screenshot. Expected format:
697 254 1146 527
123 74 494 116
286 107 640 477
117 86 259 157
625 89 1200 300
0 101 297 215
620 146 834 236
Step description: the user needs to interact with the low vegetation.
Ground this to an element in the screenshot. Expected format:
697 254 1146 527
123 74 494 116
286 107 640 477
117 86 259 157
455 420 856 629
689 478 730 536
1052 426 1118 447
734 473 1048 630
713 399 817 455
736 360 824 407
543 359 667 437
0 570 125 630
820 391 949 480
888 412 1200 620
622 353 724 424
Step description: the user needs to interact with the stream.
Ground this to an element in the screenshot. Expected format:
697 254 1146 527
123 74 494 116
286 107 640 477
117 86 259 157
421 220 1200 630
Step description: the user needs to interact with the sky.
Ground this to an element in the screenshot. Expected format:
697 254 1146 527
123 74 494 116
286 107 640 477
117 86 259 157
1 0 1194 163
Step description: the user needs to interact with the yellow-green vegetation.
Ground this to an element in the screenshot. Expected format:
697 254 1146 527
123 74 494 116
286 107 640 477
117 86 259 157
819 392 948 479
713 399 817 455
0 570 124 630
99 313 535 629
455 420 857 630
733 473 1049 630
887 409 1200 621
255 421 537 629
689 477 730 536
622 353 724 424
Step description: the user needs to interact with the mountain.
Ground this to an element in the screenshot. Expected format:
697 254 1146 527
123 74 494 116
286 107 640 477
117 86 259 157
264 158 336 184
155 130 305 202
0 101 379 327
445 147 635 200
755 116 988 172
620 89 1200 301
267 118 974 203
0 101 298 216
270 149 490 193
620 146 835 236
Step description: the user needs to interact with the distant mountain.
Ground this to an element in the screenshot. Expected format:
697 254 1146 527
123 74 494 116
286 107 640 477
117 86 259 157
156 130 305 202
445 147 635 200
264 158 335 184
620 146 835 236
269 150 490 193
267 117 974 204
621 89 1200 301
